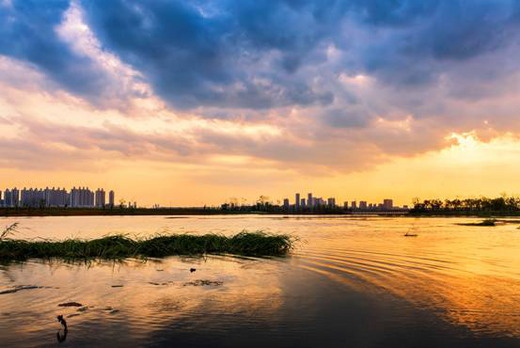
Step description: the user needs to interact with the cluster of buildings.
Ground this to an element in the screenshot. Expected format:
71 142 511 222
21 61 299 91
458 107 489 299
283 192 408 211
283 193 336 210
0 187 116 208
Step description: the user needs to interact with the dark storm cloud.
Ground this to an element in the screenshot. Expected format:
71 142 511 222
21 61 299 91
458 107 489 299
78 0 341 109
356 0 520 87
3 0 520 118
0 0 108 98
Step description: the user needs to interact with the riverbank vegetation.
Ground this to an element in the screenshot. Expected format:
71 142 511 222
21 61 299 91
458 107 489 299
0 229 294 262
457 219 498 226
410 195 520 216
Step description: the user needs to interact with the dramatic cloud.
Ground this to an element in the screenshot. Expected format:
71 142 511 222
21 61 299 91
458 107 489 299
2 0 520 189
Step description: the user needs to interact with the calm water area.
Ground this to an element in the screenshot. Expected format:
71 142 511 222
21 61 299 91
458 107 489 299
1 215 520 347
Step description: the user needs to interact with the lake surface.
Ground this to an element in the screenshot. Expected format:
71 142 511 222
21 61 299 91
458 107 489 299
1 215 520 347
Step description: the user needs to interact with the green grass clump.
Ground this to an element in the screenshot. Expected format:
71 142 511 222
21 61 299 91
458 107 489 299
0 231 294 262
480 218 497 226
458 218 497 226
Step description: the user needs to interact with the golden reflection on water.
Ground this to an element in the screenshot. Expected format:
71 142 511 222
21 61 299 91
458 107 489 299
295 217 520 337
2 215 520 342
0 255 286 345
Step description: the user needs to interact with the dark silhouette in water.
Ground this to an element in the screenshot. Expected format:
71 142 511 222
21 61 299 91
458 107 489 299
404 232 418 237
190 268 196 272
56 315 68 343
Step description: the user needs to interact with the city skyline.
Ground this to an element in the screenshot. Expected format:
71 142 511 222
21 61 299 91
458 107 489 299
2 1 520 206
0 186 116 208
282 192 404 211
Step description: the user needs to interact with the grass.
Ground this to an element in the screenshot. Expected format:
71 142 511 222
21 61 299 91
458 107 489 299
0 228 294 262
0 222 18 240
457 218 497 226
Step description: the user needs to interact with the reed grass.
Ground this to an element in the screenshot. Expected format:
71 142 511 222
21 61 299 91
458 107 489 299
0 231 294 262
457 218 497 226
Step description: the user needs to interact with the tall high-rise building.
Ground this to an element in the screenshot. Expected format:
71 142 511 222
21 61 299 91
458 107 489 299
109 190 115 207
307 193 313 208
351 201 357 209
300 198 306 208
3 189 11 207
21 188 45 207
295 193 300 210
327 197 336 208
343 201 349 209
283 198 289 209
95 189 106 208
383 199 393 210
11 188 19 207
359 201 367 209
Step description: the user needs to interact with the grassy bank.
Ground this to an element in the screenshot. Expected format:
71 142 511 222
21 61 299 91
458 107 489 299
0 231 294 262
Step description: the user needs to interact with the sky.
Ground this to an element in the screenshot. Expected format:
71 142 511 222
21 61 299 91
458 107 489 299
2 0 520 207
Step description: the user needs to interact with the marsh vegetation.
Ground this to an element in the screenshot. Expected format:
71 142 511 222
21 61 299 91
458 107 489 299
0 227 293 262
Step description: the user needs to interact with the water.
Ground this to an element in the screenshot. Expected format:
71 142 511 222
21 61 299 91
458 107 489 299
1 215 520 347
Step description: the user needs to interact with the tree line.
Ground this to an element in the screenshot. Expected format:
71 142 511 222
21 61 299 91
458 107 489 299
411 195 520 212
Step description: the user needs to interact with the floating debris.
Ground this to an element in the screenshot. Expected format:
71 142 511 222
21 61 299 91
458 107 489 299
190 268 196 273
183 279 223 287
149 282 170 286
404 232 418 237
0 285 41 295
56 315 68 343
77 306 88 312
58 302 83 307
111 285 124 288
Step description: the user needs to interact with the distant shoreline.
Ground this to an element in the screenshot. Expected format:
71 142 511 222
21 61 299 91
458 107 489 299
2 207 520 217
0 207 410 217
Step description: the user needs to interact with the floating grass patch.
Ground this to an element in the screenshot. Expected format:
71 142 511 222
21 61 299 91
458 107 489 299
0 231 294 262
457 218 497 227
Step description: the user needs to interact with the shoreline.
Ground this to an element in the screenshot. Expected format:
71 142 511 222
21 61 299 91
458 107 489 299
2 207 520 218
0 207 408 217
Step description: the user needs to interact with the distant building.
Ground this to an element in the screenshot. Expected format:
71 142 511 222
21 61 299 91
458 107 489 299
351 201 357 209
283 198 289 209
383 199 393 210
343 201 349 209
3 189 10 207
109 190 115 207
359 201 367 209
95 189 106 208
12 188 19 207
307 193 313 208
295 193 300 210
300 198 306 208
21 188 45 207
1 186 113 208
327 197 336 208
